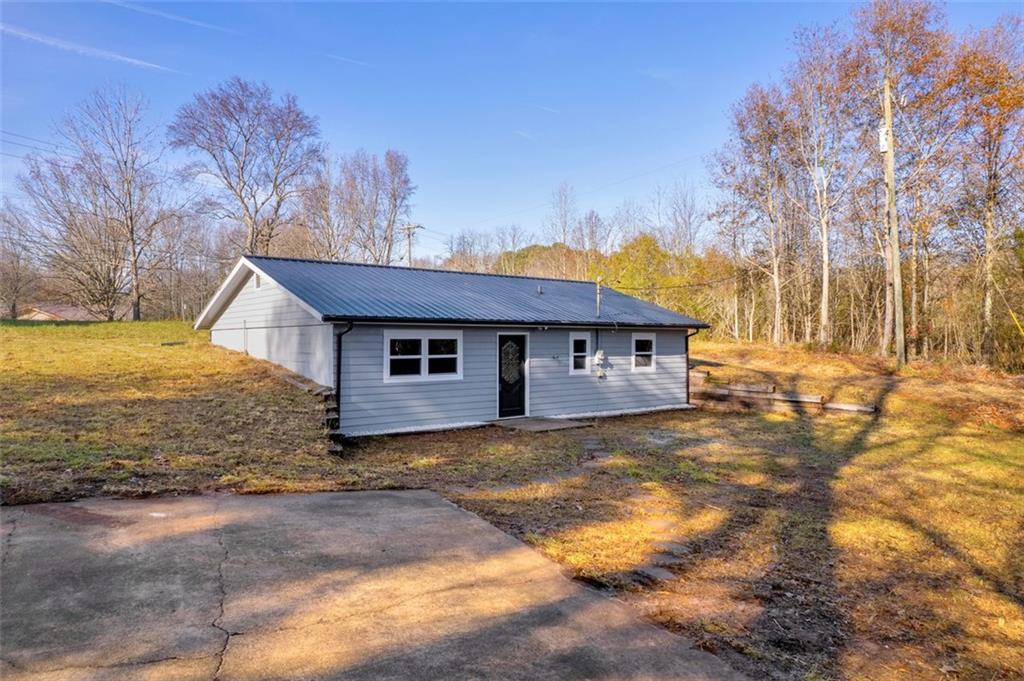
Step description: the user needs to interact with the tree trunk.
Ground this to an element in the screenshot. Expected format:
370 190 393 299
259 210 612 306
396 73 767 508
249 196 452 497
732 276 740 340
910 225 918 357
981 200 996 363
883 73 906 366
129 241 142 322
922 244 931 359
748 285 756 343
881 249 893 356
818 218 830 347
771 258 782 346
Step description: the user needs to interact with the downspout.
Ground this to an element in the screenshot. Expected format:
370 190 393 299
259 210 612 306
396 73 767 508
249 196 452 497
334 321 355 433
685 328 701 405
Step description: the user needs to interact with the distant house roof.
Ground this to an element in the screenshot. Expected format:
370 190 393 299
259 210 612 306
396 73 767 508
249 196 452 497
17 304 118 322
195 255 709 330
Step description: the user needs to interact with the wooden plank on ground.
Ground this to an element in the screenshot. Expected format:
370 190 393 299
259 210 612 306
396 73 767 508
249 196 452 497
725 383 774 394
823 402 877 413
773 392 826 404
693 387 825 407
694 387 736 398
282 376 314 392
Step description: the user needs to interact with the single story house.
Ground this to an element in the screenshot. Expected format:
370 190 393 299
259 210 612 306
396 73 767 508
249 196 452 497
195 256 709 437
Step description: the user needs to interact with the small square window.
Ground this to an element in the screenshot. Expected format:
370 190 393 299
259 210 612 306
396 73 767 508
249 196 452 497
569 332 590 375
632 333 656 372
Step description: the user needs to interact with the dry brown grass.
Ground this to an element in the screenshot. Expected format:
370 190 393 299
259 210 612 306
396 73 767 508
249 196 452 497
452 341 1024 680
2 323 1022 680
0 321 587 502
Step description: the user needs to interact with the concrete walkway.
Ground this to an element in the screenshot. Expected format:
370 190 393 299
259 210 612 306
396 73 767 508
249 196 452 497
1 491 744 681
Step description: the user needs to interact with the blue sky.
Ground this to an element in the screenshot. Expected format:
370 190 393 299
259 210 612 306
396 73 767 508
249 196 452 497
1 1 1015 258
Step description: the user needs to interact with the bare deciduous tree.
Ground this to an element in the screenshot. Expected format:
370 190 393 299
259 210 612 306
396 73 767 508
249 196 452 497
298 159 357 261
336 149 415 265
19 156 132 320
610 197 650 245
168 77 323 255
0 203 41 318
712 84 791 345
443 230 495 272
493 224 529 274
651 180 704 255
785 27 858 346
545 182 579 277
64 86 170 320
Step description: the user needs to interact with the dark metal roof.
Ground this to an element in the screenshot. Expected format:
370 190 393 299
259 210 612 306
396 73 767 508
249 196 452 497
244 255 709 329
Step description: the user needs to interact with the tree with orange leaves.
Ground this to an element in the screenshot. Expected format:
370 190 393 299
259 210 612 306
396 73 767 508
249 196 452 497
849 0 954 366
952 15 1024 363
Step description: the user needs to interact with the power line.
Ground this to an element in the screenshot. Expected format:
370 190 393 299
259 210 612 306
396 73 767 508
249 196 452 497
613 274 735 291
0 129 74 152
398 222 423 267
1 138 67 155
417 230 451 245
0 148 196 185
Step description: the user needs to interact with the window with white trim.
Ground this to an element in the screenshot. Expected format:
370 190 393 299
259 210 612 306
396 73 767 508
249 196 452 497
569 332 590 375
631 332 656 372
253 274 262 289
384 329 462 382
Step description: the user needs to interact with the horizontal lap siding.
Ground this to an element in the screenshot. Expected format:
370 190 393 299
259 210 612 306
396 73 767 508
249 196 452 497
210 273 333 386
529 328 687 417
341 324 689 436
341 326 497 436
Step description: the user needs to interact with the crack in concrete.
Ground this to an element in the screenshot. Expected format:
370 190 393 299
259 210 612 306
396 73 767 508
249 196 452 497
0 652 218 674
1 513 19 572
211 517 232 681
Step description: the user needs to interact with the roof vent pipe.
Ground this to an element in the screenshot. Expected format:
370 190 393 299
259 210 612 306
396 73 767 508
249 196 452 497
596 277 603 318
537 285 544 295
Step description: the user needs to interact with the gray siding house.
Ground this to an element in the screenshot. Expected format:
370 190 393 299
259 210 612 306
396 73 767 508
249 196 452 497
195 256 708 437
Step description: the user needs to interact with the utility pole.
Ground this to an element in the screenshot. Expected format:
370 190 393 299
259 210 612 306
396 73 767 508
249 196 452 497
881 72 906 367
400 223 423 267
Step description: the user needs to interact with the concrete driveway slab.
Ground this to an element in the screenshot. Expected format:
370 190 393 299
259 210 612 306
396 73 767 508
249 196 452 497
1 491 745 680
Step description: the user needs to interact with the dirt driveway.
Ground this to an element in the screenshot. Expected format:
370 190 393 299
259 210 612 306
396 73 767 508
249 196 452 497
1 490 744 680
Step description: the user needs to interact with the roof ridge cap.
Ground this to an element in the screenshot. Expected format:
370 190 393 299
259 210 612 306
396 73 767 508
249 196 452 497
244 254 596 285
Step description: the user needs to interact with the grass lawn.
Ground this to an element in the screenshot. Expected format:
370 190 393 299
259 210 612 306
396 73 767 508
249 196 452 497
2 321 1022 680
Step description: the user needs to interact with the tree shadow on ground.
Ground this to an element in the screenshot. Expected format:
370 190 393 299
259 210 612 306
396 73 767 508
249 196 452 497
650 375 897 679
453 373 1020 679
445 374 900 679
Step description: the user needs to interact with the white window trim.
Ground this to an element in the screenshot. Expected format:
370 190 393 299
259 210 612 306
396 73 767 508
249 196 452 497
568 331 591 375
383 329 463 383
253 273 262 289
631 332 656 373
